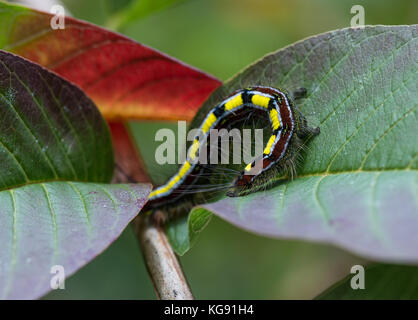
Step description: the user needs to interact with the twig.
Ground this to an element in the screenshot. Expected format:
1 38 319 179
134 213 194 300
113 154 194 299
110 123 194 299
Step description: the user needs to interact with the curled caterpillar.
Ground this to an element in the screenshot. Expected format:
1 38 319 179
145 86 319 210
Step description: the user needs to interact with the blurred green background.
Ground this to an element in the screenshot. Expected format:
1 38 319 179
42 0 417 299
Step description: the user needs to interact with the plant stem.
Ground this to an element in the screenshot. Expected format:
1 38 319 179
111 126 194 299
133 213 194 300
114 154 194 299
109 122 193 299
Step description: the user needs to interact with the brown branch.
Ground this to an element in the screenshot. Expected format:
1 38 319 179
110 123 193 299
110 124 194 299
114 159 194 299
133 213 194 300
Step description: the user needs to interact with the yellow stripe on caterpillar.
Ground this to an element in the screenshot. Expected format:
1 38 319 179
245 162 253 172
164 176 179 191
263 135 276 155
149 190 157 197
269 108 280 130
251 94 270 108
189 139 200 160
201 113 217 133
149 184 169 197
178 161 191 178
149 161 192 198
224 94 243 111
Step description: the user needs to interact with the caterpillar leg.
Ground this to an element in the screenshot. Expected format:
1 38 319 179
292 87 307 100
297 125 320 140
292 88 320 139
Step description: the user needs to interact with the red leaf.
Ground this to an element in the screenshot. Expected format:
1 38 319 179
2 3 221 121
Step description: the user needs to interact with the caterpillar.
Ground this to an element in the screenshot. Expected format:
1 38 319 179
145 86 319 210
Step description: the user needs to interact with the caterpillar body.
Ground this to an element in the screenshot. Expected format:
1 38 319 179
145 86 319 210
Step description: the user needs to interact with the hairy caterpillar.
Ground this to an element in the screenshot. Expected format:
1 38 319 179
145 86 319 210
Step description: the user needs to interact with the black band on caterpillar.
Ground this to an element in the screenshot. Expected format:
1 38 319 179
146 86 319 208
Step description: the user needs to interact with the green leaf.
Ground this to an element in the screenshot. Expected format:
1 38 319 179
165 214 190 255
0 50 113 186
171 25 418 259
317 264 418 299
0 50 151 299
166 208 212 256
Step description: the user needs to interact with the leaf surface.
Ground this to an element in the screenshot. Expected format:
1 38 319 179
0 50 114 187
178 25 418 260
0 182 150 299
0 50 151 299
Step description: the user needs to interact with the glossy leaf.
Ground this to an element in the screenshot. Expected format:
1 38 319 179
0 2 221 122
181 25 417 260
0 50 113 186
0 50 151 299
317 264 418 299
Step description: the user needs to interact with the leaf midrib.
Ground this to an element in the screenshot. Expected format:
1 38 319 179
0 178 88 193
274 167 417 182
